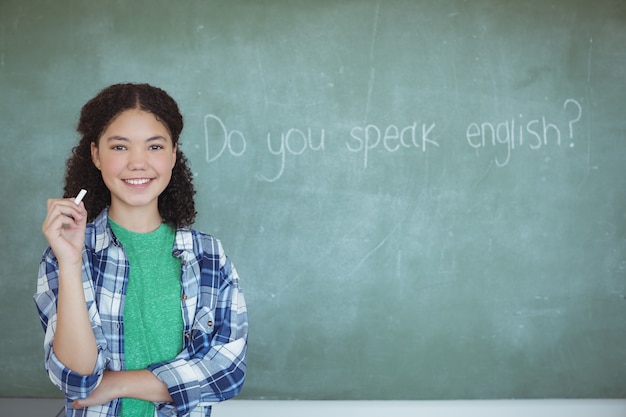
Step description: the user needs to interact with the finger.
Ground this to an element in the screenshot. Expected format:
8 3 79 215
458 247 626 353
42 205 86 242
43 208 78 232
46 199 86 224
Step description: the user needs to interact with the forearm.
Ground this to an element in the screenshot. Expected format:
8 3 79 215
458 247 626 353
53 261 98 375
72 370 172 409
112 370 172 403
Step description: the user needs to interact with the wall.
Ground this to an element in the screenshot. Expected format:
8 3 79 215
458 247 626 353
1 0 625 399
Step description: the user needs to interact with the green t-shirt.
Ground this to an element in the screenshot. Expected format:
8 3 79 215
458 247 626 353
109 219 183 417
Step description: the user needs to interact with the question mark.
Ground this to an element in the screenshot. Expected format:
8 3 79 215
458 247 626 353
564 99 582 147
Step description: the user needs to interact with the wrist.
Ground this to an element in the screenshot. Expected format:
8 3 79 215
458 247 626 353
57 257 83 274
100 371 127 399
114 370 172 403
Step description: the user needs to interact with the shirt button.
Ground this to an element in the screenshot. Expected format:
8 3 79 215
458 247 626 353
182 294 188 301
207 321 213 327
184 332 191 340
173 250 181 256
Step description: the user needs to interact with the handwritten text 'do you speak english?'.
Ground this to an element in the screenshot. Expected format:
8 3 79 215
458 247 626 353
202 98 583 182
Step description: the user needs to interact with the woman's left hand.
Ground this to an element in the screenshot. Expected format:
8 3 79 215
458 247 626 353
71 369 172 409
71 371 120 409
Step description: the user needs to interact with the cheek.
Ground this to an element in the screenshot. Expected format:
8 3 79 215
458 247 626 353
99 158 124 175
97 158 127 183
163 153 177 172
154 156 176 180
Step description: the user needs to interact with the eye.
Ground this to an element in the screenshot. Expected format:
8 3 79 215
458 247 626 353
149 144 165 150
111 145 127 151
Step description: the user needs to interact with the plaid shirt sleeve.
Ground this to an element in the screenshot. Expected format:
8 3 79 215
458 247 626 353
149 231 248 416
33 246 111 400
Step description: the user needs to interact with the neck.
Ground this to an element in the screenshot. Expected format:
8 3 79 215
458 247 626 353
108 205 163 233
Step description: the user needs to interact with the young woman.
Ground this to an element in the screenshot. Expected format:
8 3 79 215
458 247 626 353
34 83 248 417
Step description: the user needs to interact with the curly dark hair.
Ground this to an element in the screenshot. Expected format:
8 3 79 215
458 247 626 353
63 83 197 228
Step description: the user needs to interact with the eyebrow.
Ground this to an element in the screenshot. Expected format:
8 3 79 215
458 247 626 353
105 135 169 143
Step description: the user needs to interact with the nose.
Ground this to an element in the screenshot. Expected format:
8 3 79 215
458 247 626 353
127 148 148 170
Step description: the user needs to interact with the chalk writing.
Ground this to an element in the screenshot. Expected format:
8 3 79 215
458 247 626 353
346 122 438 169
465 98 583 167
564 98 583 139
202 98 582 181
466 116 563 167
204 114 246 163
258 127 326 182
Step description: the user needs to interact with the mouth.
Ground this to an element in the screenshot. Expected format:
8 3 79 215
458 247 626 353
124 178 152 186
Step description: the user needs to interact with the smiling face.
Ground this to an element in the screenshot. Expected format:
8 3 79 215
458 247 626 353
91 108 177 228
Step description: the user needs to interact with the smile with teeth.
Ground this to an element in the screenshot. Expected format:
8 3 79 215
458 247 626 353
125 178 152 185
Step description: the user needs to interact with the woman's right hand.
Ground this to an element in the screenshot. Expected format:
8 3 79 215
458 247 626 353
44 197 98 375
42 197 88 265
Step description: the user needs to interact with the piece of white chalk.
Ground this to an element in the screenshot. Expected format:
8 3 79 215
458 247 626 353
74 189 88 205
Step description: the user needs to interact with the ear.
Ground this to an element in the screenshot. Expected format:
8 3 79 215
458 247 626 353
171 143 177 169
91 142 101 170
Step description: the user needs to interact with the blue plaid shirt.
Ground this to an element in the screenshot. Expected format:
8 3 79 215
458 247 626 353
34 208 248 417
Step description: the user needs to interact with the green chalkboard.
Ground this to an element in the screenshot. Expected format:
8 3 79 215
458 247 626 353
1 0 625 400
